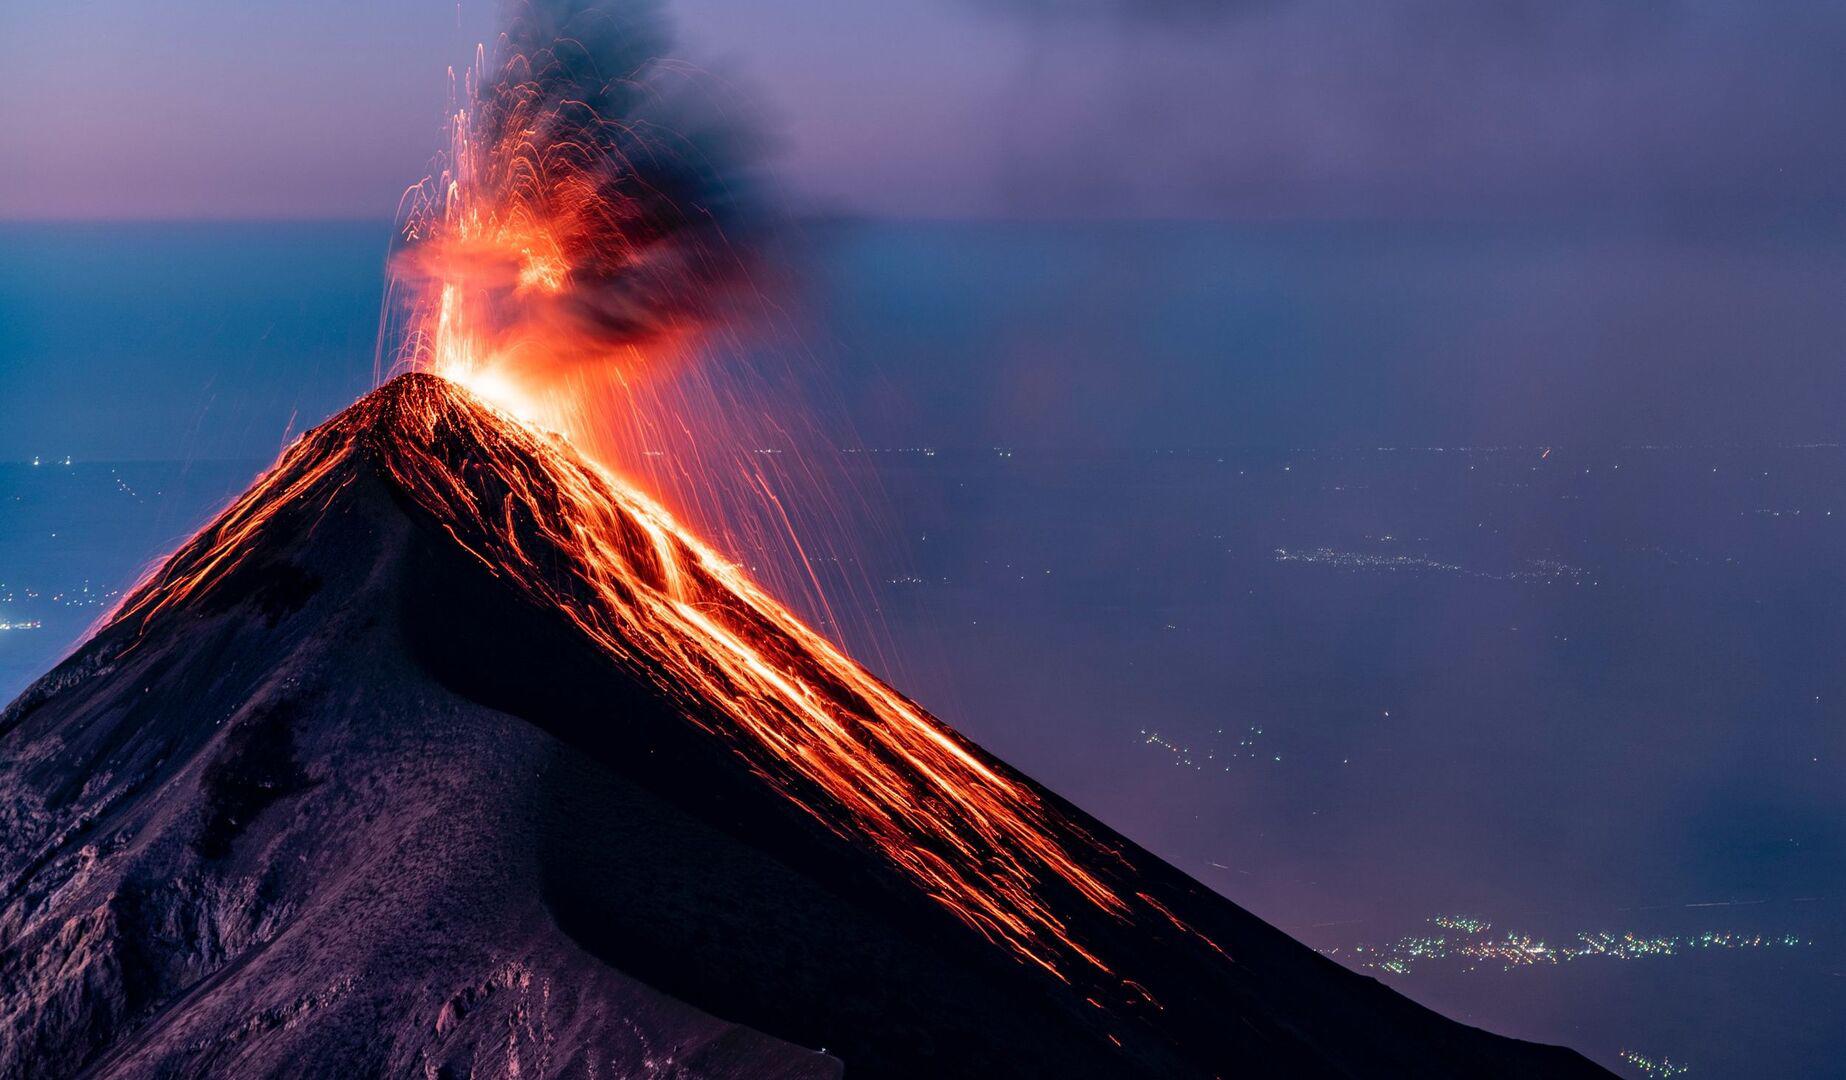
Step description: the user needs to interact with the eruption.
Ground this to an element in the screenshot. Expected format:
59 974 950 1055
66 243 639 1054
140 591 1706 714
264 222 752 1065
371 0 1167 985
383 1 881 660
387 0 758 424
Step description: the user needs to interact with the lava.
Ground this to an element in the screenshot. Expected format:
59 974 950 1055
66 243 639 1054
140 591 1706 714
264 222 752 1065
109 375 1183 985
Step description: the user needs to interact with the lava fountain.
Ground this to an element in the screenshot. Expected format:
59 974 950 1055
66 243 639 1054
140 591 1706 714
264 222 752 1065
386 0 756 410
382 1 896 663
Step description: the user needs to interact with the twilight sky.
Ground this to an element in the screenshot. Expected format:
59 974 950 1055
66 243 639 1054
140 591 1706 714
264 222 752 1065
3 0 1845 220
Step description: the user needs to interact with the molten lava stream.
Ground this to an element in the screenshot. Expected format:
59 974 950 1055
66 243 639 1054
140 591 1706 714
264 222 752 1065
386 377 1132 980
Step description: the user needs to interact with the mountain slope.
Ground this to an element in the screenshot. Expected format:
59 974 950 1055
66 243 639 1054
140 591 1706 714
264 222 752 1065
0 374 1608 1078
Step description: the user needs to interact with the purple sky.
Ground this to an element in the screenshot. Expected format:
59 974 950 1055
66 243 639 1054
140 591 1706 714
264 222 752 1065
3 0 1844 219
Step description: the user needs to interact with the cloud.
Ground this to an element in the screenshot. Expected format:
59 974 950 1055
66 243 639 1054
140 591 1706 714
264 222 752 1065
965 0 1846 218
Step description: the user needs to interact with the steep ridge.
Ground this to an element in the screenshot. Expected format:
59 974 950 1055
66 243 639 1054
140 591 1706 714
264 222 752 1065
0 374 1609 1078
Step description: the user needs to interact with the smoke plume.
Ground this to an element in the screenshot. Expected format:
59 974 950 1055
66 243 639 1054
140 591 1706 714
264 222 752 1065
390 0 762 379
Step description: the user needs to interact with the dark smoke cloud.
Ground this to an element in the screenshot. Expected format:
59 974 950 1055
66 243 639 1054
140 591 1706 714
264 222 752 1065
393 0 763 359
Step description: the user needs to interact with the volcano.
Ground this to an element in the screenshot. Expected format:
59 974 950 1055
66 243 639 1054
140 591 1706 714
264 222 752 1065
0 375 1606 1078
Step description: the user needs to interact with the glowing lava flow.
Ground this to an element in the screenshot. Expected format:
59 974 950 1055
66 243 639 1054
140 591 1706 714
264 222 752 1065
380 376 1132 981
110 375 1158 983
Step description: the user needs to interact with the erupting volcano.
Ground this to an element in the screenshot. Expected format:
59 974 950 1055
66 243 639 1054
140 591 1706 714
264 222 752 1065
0 1 1610 1077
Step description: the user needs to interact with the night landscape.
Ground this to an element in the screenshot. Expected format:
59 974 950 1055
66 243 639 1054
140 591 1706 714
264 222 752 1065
3 2 1843 1078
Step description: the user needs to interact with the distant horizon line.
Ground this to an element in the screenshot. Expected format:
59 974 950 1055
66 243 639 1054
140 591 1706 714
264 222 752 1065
6 206 1845 230
7 442 1841 467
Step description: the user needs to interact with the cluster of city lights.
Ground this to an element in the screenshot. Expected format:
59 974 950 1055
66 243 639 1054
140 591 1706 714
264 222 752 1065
1139 722 1274 771
1273 546 1587 583
1325 916 1810 975
1619 1049 1691 1077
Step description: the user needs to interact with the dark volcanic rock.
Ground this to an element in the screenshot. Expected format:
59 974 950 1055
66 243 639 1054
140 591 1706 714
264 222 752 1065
0 375 1611 1079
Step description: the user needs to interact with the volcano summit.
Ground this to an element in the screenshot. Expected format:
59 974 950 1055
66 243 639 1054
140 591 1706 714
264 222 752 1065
0 376 1607 1078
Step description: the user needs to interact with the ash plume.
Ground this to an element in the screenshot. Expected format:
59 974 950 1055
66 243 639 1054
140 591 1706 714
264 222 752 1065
389 0 763 375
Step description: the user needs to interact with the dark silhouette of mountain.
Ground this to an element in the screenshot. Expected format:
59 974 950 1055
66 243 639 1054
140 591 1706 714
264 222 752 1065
0 375 1609 1078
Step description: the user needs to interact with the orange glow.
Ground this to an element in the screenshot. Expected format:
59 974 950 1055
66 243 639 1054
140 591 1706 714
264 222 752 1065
384 46 717 439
